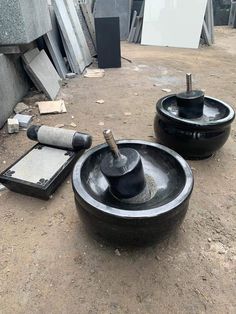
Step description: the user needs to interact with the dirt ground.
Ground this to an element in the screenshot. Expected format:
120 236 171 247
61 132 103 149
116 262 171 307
0 27 236 314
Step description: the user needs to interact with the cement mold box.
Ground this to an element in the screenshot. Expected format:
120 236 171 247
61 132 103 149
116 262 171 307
0 0 52 45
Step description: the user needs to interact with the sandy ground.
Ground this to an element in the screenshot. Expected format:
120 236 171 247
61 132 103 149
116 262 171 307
0 27 236 314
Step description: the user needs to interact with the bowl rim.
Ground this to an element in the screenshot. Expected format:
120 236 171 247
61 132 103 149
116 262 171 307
72 140 194 219
157 95 235 127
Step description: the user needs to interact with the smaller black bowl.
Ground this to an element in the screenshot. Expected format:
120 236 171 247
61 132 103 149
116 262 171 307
155 95 235 159
72 140 194 246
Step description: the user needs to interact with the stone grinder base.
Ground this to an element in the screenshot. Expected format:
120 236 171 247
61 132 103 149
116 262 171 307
73 140 194 246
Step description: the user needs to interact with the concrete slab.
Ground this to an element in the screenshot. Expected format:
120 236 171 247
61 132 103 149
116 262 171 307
24 50 61 100
64 0 92 67
13 114 32 128
44 6 68 79
0 0 52 45
0 54 29 129
52 0 86 73
75 3 97 57
22 48 42 91
7 118 19 134
22 48 40 64
80 3 97 48
59 28 76 73
94 0 131 40
0 42 36 54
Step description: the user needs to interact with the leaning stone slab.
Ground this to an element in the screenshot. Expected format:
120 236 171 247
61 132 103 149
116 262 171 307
24 50 61 100
64 0 92 67
0 0 52 45
0 42 36 54
44 6 68 79
0 54 29 129
22 48 40 64
94 0 131 40
52 0 86 73
22 48 42 91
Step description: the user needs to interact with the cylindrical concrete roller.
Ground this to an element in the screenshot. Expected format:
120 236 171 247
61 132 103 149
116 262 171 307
27 125 92 151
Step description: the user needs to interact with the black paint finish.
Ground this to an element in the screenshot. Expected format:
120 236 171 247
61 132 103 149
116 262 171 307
177 90 205 119
95 17 121 69
154 95 235 159
72 140 194 246
0 144 84 200
100 148 146 199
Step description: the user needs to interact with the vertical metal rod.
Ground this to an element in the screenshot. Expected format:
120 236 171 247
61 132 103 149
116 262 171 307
186 73 193 93
103 129 121 160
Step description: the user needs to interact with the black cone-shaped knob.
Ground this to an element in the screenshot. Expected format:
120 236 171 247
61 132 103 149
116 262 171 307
177 73 204 119
100 130 146 199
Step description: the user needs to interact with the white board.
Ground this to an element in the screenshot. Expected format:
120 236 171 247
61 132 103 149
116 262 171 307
141 0 208 49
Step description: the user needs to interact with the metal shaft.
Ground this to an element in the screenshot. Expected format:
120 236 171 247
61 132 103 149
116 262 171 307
103 129 121 160
186 73 193 93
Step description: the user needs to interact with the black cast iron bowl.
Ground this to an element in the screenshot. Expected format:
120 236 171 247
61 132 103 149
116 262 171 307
72 140 194 246
155 95 235 159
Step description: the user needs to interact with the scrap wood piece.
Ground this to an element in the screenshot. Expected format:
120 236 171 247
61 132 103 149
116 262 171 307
84 68 105 78
36 100 67 115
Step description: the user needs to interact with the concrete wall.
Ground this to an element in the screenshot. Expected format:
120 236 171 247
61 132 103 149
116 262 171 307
0 0 52 45
0 54 29 128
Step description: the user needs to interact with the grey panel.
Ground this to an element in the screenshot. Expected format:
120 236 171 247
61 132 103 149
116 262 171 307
0 54 29 128
10 146 70 184
94 0 131 40
44 6 68 78
0 0 52 45
24 50 61 100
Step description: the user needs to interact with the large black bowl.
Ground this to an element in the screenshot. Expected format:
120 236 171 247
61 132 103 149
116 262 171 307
155 95 235 159
72 140 194 246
